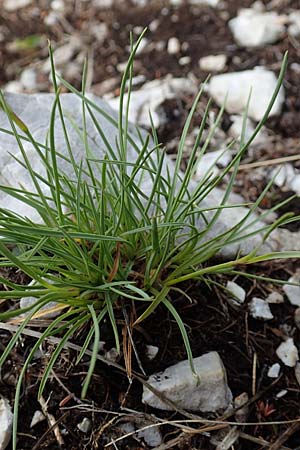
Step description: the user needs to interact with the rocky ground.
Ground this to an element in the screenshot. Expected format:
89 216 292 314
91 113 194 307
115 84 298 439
1 0 300 449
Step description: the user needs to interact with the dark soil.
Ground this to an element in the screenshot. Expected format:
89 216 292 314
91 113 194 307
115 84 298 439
1 0 300 449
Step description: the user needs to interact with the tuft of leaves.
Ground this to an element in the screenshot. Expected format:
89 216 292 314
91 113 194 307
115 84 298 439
0 32 299 449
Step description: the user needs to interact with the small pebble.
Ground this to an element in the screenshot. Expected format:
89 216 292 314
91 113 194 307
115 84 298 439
276 338 299 367
267 363 280 378
179 56 191 66
146 345 159 361
283 274 300 307
295 362 300 386
77 417 92 434
249 297 274 320
295 308 300 330
167 37 181 55
199 54 227 72
266 291 284 304
0 397 13 450
234 392 249 423
30 410 46 427
226 281 246 307
276 389 287 398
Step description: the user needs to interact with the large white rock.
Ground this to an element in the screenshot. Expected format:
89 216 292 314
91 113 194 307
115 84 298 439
0 397 13 450
229 9 286 47
0 92 296 260
208 68 285 121
142 352 232 412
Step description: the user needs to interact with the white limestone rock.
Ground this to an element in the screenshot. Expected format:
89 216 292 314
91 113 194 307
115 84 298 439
228 115 266 144
77 417 92 433
0 397 13 450
167 37 181 55
295 362 300 386
266 291 284 304
229 9 286 47
20 277 60 319
294 307 300 330
226 281 246 308
20 68 37 91
0 92 291 260
249 297 274 320
276 338 299 367
30 410 46 428
142 352 232 412
194 149 231 180
137 426 163 447
267 363 281 378
146 345 159 361
189 0 219 6
283 274 300 307
3 0 32 11
199 54 227 72
270 164 300 194
208 68 284 122
288 11 300 37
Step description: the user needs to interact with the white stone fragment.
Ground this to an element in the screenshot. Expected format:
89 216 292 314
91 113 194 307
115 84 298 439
3 0 32 11
283 274 300 307
108 77 197 128
77 417 92 433
137 426 163 447
135 37 149 55
105 347 119 362
189 0 219 6
90 23 108 44
195 149 231 180
234 392 249 422
294 308 300 330
4 81 23 93
20 68 37 91
20 277 60 319
51 0 64 11
270 164 300 194
249 297 274 320
199 54 227 72
208 68 285 121
228 115 266 144
179 56 191 66
295 362 300 386
167 37 181 55
42 36 81 73
30 410 46 427
229 9 286 47
288 11 300 37
93 0 114 7
146 345 159 361
276 338 299 367
226 281 246 307
276 389 287 398
266 291 284 304
142 352 232 412
267 363 281 378
44 11 59 26
0 397 13 450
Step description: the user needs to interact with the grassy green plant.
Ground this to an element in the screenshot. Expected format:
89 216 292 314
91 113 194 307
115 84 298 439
0 32 299 448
